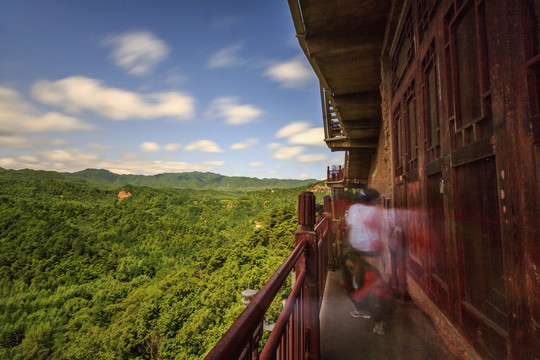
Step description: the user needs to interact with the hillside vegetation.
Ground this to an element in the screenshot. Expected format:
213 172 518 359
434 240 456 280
0 169 328 359
60 168 318 192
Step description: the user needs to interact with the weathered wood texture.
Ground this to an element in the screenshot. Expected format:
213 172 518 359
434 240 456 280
383 1 540 359
295 0 540 358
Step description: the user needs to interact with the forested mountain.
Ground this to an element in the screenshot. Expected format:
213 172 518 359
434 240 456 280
59 168 317 191
0 171 328 359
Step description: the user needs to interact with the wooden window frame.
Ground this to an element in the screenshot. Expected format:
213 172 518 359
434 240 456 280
391 7 415 93
392 104 404 179
422 41 442 163
405 82 419 175
445 0 492 152
418 0 441 42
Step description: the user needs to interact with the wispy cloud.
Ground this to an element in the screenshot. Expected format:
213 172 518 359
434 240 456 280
248 161 263 167
185 140 224 153
102 30 170 76
0 135 66 151
207 44 246 68
165 143 182 151
276 121 325 147
0 87 93 134
39 148 101 164
276 121 311 138
32 76 195 121
139 142 161 153
267 143 305 160
206 97 263 125
298 154 326 162
264 57 315 88
0 149 216 175
230 138 258 150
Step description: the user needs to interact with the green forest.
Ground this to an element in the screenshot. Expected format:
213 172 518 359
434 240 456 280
0 169 328 359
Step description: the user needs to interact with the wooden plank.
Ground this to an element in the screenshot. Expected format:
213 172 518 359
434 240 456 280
449 136 494 167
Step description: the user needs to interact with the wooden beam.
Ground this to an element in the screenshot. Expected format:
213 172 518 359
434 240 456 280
342 118 382 130
305 25 386 57
324 137 378 151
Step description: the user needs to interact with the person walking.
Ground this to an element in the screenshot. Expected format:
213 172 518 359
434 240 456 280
343 251 395 335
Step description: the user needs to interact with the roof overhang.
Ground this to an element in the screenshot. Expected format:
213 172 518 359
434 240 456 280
288 0 392 183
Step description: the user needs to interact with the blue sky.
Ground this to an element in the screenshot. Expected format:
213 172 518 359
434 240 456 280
0 0 340 180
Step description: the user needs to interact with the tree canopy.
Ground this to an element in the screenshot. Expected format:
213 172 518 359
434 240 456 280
0 170 328 359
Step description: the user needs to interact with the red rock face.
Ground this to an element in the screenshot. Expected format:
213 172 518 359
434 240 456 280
118 189 131 199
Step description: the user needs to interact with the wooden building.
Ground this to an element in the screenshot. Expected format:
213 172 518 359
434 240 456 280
289 0 540 359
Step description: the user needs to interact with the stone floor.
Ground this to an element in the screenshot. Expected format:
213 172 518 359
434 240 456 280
320 270 459 360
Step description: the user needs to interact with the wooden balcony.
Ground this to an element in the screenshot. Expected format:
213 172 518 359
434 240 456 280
205 192 462 360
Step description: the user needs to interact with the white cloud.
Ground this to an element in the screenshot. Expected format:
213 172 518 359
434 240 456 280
32 77 195 121
230 138 258 150
276 121 310 138
0 134 33 150
0 149 215 175
0 135 67 151
103 160 211 175
165 143 182 151
206 97 263 125
276 121 325 147
264 57 315 88
297 154 327 162
39 149 101 164
248 162 263 167
0 87 93 134
0 158 17 168
204 160 225 166
185 140 224 153
207 44 246 68
140 142 161 153
268 144 305 160
102 30 170 76
288 127 325 146
17 155 40 164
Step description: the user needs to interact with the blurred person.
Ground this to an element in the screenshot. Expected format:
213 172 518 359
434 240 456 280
345 188 384 270
343 251 395 335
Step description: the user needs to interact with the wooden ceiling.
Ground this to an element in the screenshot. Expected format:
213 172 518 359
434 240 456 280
289 0 392 184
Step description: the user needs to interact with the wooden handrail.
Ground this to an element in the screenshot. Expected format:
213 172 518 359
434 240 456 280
260 268 307 359
205 192 333 360
205 238 308 360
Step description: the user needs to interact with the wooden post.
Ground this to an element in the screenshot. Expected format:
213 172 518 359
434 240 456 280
295 191 320 360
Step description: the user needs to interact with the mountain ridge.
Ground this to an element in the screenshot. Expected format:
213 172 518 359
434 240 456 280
0 167 321 192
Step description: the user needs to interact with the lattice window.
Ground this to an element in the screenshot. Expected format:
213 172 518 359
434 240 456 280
405 83 419 172
418 0 441 41
445 0 492 150
392 8 415 93
393 105 404 178
422 42 441 162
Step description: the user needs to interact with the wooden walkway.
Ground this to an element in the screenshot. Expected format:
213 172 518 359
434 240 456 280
320 270 459 360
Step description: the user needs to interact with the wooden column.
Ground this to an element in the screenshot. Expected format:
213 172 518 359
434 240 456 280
295 191 320 360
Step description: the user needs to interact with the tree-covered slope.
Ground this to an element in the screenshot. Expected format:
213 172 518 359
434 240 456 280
59 168 319 191
0 175 329 359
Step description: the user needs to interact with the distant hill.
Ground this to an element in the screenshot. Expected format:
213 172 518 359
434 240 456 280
0 168 321 192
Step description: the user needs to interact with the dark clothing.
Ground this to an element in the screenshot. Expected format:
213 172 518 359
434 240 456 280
352 293 396 323
344 266 395 322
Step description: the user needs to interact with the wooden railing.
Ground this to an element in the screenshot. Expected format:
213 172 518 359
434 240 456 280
321 85 343 140
205 192 332 360
327 165 344 183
